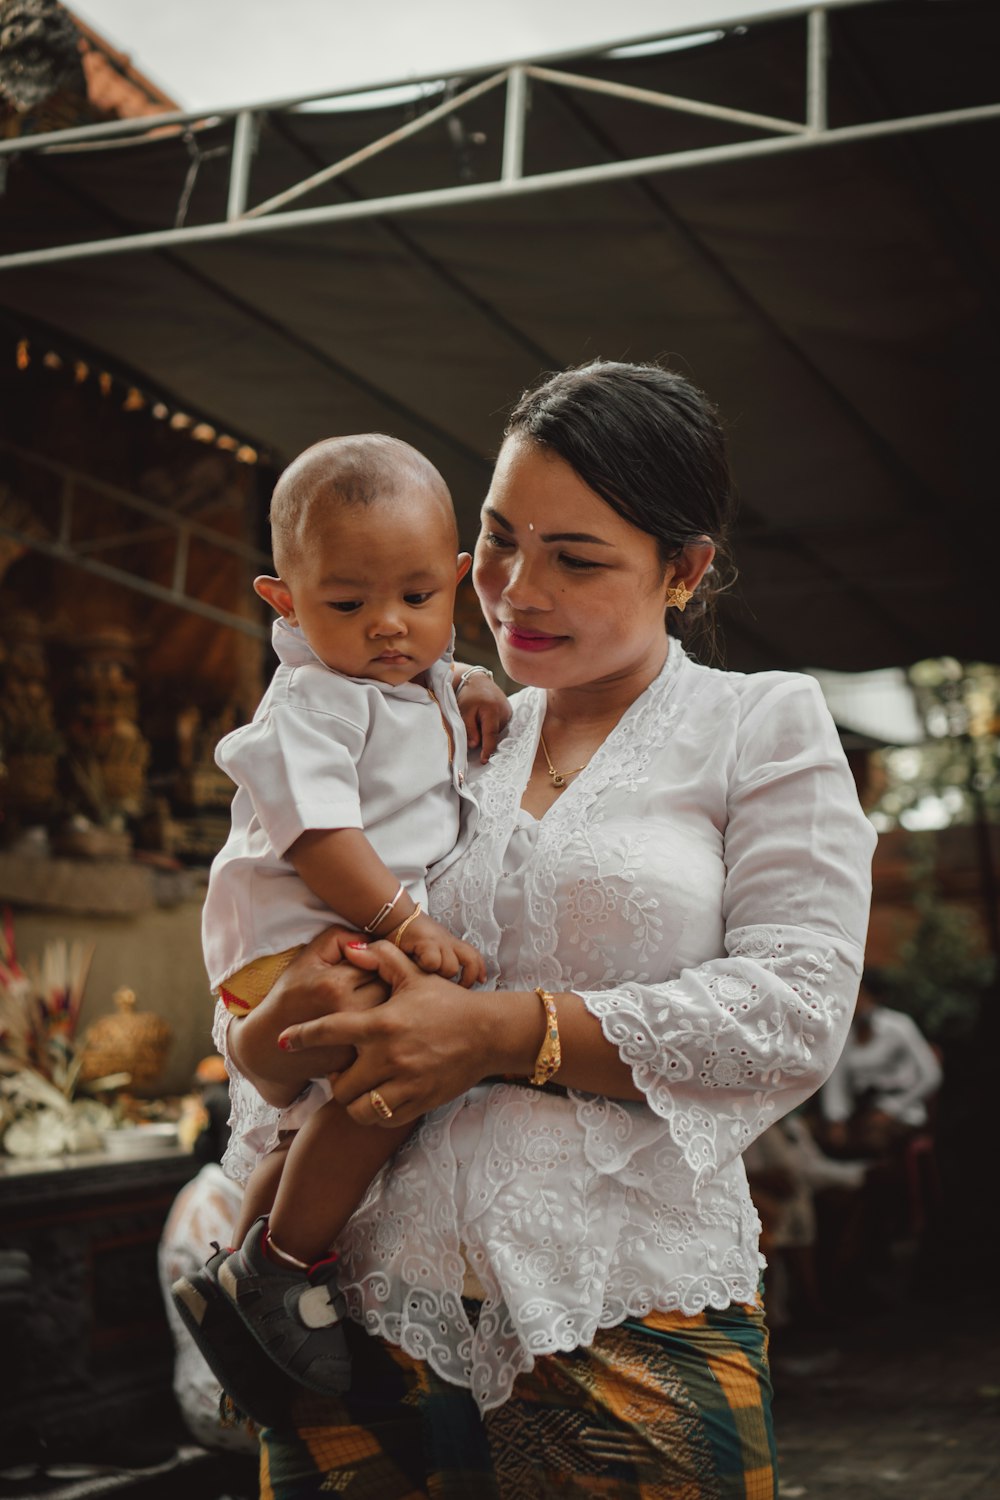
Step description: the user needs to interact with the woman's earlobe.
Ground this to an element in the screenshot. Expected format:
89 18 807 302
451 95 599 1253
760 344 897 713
672 540 717 595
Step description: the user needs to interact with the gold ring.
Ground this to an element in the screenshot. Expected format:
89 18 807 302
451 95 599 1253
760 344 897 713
369 1088 394 1121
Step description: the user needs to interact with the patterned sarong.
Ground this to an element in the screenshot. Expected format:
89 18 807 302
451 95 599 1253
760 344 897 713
259 1299 776 1499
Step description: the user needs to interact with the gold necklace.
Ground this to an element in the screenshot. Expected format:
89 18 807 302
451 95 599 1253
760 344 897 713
538 731 588 789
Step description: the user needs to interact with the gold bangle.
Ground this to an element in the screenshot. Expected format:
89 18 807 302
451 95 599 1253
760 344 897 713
391 903 422 948
529 987 561 1086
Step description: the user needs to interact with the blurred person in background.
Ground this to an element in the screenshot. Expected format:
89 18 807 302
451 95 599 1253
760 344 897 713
745 1111 867 1336
157 1062 258 1465
820 969 941 1159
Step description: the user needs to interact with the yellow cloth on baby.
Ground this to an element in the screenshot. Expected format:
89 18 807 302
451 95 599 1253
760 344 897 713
219 946 303 1013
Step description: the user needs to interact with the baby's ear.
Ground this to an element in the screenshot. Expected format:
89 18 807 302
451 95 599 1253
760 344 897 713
254 575 297 623
455 551 473 584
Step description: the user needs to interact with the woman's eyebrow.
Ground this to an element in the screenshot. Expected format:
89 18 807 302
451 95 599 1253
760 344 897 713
483 506 612 546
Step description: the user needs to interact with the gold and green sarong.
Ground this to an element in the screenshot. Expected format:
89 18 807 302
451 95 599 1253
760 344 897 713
259 1297 777 1499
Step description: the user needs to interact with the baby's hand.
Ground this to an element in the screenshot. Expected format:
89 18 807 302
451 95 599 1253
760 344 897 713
455 668 511 762
391 913 486 988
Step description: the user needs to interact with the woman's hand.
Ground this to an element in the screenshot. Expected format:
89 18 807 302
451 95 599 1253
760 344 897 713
276 942 504 1126
454 666 510 762
271 939 648 1122
227 926 391 1108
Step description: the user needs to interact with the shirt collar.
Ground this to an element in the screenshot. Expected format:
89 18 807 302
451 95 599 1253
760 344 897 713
271 618 451 700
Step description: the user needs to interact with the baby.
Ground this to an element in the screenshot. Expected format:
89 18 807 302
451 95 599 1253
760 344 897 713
173 434 503 1417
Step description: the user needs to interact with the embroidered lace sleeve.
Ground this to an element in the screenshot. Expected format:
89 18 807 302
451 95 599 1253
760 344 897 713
574 675 876 1189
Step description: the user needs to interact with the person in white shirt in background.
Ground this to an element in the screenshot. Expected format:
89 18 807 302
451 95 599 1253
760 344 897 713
744 1112 868 1333
219 360 876 1500
158 1073 257 1459
820 969 942 1157
816 971 943 1303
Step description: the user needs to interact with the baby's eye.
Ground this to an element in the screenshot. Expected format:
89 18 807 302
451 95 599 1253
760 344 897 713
404 591 434 606
328 601 362 613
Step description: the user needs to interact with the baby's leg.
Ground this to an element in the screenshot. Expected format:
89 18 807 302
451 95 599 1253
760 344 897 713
231 1136 292 1245
268 1097 412 1266
217 1101 411 1395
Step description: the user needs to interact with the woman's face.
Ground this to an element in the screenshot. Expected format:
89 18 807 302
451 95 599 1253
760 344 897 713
474 434 696 692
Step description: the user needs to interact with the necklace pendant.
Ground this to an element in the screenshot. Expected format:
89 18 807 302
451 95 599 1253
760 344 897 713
551 772 566 788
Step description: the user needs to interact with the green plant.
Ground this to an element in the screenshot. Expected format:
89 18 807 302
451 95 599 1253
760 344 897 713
882 845 995 1042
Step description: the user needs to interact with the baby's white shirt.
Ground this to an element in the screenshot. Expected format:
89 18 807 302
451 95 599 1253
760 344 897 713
202 618 473 991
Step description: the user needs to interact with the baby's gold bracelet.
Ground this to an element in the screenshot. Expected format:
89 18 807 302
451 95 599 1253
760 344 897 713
529 987 561 1086
391 903 423 948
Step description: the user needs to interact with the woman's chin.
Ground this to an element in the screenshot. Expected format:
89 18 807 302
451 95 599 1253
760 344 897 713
492 639 558 682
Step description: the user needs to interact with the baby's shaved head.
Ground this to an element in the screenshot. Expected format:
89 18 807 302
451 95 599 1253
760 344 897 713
270 434 456 577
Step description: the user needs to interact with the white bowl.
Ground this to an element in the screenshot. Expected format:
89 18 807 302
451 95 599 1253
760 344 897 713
101 1123 179 1157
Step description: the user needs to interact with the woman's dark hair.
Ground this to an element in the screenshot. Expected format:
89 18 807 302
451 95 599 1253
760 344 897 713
504 360 736 653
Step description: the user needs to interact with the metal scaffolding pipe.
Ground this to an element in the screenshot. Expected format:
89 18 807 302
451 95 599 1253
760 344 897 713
172 526 190 594
0 441 270 565
807 8 829 133
0 524 269 638
502 67 528 182
227 110 257 221
525 63 806 135
1 99 997 273
57 478 73 545
243 70 507 220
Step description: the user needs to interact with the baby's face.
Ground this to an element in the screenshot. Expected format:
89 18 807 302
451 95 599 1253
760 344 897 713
282 494 468 685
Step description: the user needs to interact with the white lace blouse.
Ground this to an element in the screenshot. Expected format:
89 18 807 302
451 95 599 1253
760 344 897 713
218 642 875 1411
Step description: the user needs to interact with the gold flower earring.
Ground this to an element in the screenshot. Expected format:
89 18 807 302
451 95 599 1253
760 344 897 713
664 582 692 612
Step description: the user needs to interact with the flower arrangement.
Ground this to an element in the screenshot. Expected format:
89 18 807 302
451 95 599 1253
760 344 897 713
0 911 118 1156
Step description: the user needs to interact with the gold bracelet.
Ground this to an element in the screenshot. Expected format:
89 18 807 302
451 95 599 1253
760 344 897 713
529 987 561 1086
391 903 423 948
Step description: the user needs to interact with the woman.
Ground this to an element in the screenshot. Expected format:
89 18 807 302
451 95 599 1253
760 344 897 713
219 361 875 1498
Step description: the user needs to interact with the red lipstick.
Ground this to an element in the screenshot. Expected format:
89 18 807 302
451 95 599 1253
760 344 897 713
502 625 565 653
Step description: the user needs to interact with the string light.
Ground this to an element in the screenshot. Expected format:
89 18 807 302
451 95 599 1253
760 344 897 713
13 336 265 465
